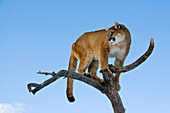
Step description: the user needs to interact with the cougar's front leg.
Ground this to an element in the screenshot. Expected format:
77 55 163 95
99 48 112 74
114 58 124 91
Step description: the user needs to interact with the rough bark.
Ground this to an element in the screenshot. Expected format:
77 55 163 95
27 38 154 113
27 70 106 95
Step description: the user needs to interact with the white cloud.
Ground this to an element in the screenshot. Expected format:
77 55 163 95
0 102 26 113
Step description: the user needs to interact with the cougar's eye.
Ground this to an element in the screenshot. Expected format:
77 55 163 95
110 32 114 36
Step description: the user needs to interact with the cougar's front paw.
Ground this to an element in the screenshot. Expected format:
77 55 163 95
99 79 106 86
83 73 92 78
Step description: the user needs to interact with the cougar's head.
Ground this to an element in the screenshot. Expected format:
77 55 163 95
106 22 125 45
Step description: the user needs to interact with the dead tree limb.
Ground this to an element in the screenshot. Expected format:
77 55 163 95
106 38 154 73
27 38 154 113
28 70 106 95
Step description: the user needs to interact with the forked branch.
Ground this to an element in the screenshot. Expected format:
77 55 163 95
27 38 154 113
107 38 154 73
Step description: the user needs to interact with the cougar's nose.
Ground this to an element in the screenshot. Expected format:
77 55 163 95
112 37 116 41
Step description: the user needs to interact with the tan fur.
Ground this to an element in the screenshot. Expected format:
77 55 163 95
66 22 131 102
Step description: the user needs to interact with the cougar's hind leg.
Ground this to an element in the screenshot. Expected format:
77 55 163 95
77 52 94 75
88 60 103 83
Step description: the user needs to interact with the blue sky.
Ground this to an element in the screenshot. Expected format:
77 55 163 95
0 0 170 113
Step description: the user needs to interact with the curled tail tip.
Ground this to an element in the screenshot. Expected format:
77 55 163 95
66 89 75 102
67 96 75 102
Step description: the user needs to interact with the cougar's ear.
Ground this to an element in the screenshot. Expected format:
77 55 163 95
105 28 109 32
114 22 122 30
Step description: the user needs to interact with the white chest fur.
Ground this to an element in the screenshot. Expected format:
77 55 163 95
108 45 126 60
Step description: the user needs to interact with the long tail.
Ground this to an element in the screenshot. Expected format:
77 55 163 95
66 50 77 102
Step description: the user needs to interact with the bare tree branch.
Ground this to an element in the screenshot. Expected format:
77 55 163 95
100 71 125 113
105 38 154 73
27 38 154 113
27 70 105 95
28 70 125 113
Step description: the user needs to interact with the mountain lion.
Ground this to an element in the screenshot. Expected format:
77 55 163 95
66 22 131 102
